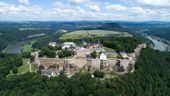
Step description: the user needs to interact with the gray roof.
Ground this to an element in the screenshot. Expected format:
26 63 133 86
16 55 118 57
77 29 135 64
41 69 53 75
119 52 127 55
91 48 105 52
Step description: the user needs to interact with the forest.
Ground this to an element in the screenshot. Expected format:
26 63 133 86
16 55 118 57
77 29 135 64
0 21 98 52
0 27 55 51
68 36 142 53
99 37 141 53
144 28 170 41
0 53 23 78
120 21 170 41
0 21 170 96
0 21 170 52
0 48 170 96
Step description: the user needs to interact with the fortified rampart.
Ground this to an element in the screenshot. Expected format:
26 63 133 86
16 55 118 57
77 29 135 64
32 43 146 76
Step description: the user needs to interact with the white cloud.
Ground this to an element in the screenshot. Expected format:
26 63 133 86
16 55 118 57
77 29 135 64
85 1 101 12
18 0 29 5
69 0 90 4
131 7 147 15
1 0 170 21
88 4 100 12
0 2 20 15
51 1 86 17
138 0 170 6
0 2 42 16
105 4 127 11
123 0 170 7
112 14 123 18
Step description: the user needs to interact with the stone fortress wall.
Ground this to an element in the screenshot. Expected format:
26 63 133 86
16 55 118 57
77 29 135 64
33 43 146 76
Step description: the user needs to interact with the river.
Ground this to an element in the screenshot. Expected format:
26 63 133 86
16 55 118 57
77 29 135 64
5 41 26 54
4 33 170 54
146 35 169 52
4 35 47 54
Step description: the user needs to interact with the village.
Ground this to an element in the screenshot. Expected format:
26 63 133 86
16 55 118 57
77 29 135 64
31 40 146 77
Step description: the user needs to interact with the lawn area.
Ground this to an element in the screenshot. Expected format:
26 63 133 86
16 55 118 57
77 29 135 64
17 58 30 75
60 30 132 40
22 41 36 53
104 47 115 52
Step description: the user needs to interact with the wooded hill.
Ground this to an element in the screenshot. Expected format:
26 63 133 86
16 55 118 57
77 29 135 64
0 48 170 96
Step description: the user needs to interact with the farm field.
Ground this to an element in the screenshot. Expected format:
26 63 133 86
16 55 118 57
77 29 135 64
19 28 51 31
60 30 132 40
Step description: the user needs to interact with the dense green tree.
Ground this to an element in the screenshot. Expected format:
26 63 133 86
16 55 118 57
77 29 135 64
0 53 23 78
100 37 141 53
48 46 62 51
1 48 170 96
58 49 73 58
90 51 97 59
12 66 18 74
93 70 105 78
69 36 141 53
22 52 31 58
39 47 56 58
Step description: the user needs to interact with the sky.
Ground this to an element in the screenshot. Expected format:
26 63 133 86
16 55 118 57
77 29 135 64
0 0 170 21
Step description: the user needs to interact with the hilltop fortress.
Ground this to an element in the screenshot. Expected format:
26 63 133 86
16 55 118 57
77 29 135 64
31 42 146 77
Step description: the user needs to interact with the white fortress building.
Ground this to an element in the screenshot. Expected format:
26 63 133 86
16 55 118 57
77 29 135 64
62 42 76 49
100 53 107 60
49 42 57 47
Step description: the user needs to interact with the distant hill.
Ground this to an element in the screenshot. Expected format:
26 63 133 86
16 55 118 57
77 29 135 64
118 21 170 40
97 23 126 32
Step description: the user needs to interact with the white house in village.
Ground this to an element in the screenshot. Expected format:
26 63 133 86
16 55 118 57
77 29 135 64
49 42 57 47
100 53 107 60
62 42 76 49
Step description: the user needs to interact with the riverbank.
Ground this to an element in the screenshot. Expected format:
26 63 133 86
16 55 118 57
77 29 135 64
4 41 26 54
2 35 51 54
2 39 36 54
2 42 16 53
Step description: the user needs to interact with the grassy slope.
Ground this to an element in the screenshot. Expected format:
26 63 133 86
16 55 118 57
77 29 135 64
18 58 30 74
104 47 116 52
